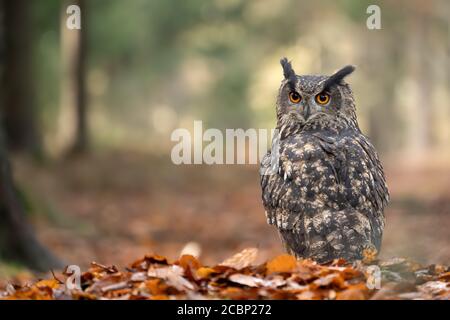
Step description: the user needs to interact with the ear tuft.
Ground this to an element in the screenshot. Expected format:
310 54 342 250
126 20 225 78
280 57 297 89
280 57 295 80
323 65 356 89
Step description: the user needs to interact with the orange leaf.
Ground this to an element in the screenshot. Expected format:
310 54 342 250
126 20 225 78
145 254 169 265
178 254 201 271
336 284 368 300
438 271 450 282
145 279 168 295
266 254 297 274
196 267 216 279
35 279 60 289
150 294 169 300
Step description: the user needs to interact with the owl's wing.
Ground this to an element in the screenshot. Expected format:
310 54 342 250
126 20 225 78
306 130 388 217
315 131 389 252
344 132 389 213
260 134 320 230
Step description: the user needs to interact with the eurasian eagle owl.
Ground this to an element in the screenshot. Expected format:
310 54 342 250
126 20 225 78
260 58 389 263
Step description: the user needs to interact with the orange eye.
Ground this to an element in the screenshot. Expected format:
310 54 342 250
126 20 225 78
289 92 301 103
315 93 330 105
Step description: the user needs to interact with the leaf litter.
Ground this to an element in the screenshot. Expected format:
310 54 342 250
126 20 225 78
1 248 449 300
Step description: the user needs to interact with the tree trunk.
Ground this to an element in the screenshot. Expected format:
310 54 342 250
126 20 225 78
0 130 62 271
2 0 41 155
70 0 88 154
0 0 60 271
59 0 88 155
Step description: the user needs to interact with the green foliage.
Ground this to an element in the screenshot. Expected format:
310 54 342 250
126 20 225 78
29 0 449 153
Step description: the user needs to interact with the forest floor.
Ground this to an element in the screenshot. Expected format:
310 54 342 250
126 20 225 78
0 150 449 297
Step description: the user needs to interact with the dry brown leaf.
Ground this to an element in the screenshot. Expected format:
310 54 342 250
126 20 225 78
296 290 317 300
266 254 297 274
35 279 60 289
229 274 287 289
220 286 259 299
417 281 449 296
71 291 97 300
228 274 262 287
336 284 367 300
178 254 201 271
150 294 170 300
100 281 129 293
195 267 217 279
220 248 258 269
438 271 450 282
130 272 147 282
148 265 194 291
144 279 168 295
312 273 346 289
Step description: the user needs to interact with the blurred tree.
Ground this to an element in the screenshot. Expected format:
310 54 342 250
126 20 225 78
0 1 60 271
69 0 88 154
0 130 61 271
411 1 434 152
59 0 88 155
1 0 41 156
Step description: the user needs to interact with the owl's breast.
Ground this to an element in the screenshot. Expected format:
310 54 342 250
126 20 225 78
281 134 346 211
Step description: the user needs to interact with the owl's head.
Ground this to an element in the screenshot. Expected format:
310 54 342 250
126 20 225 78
276 57 358 131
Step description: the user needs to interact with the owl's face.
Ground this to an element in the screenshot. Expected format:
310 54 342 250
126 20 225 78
276 58 357 129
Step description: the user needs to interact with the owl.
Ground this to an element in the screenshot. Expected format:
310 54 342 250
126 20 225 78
260 58 389 263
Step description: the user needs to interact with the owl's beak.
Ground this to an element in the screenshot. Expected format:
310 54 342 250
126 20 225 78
303 104 312 120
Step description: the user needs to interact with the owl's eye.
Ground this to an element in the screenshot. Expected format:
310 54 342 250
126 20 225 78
315 92 330 105
289 92 301 103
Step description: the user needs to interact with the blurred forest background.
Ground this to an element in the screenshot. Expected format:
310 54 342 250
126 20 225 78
0 0 449 279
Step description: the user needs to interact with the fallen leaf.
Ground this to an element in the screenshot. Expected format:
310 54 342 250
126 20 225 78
35 279 60 289
144 279 168 295
336 284 367 300
266 254 297 274
229 274 262 287
177 254 201 271
296 290 316 300
312 273 346 289
150 294 169 300
438 271 450 282
220 248 258 269
195 267 217 279
100 281 129 293
417 281 449 296
148 265 194 291
130 272 147 282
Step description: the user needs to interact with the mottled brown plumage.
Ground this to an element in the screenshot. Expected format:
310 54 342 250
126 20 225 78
260 58 389 263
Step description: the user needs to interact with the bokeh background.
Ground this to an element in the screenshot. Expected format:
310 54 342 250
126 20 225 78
0 0 449 279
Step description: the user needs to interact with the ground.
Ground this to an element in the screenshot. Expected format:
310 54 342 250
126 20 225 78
5 150 448 274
